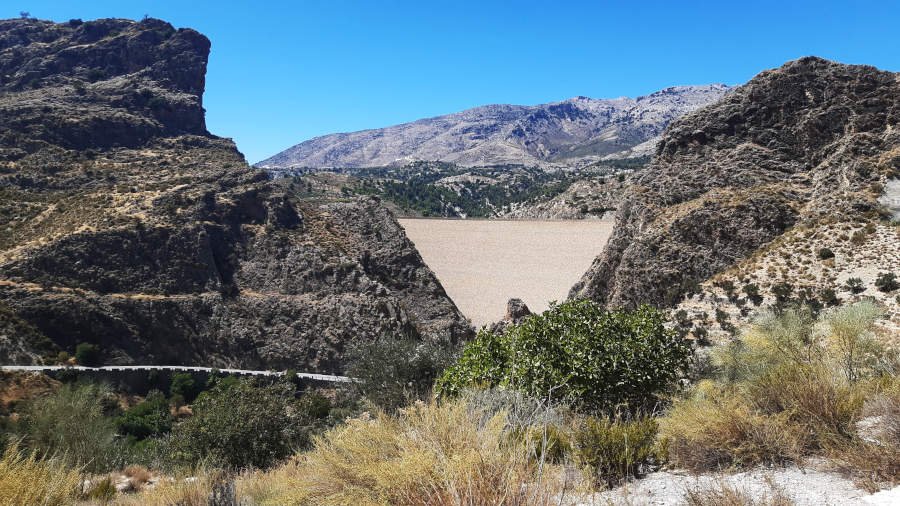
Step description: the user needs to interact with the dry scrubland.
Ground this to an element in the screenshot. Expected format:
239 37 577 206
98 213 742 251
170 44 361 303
1 300 898 505
678 218 900 341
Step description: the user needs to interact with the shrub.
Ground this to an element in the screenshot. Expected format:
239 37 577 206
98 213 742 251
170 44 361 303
164 379 305 470
817 247 835 260
0 444 80 506
682 480 794 506
74 342 102 366
115 390 173 441
875 272 899 292
661 302 888 473
169 373 200 403
18 383 121 472
744 283 763 306
87 476 116 504
345 333 455 411
660 383 804 471
845 277 865 294
436 301 692 413
242 399 557 505
820 301 885 382
571 415 659 486
771 282 794 309
821 288 840 307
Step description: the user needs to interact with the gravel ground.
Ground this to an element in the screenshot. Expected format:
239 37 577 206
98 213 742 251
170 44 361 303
574 465 899 505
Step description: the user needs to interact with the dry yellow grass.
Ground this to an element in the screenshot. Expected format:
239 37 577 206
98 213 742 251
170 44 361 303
0 444 81 506
110 471 225 506
238 399 560 506
682 479 795 506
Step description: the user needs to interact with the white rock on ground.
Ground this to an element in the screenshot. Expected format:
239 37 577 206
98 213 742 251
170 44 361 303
574 466 894 505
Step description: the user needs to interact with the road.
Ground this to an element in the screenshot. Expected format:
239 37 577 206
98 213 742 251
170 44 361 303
0 365 354 383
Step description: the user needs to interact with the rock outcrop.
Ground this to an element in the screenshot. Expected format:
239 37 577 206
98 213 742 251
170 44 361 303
571 57 900 308
258 85 730 169
0 18 471 370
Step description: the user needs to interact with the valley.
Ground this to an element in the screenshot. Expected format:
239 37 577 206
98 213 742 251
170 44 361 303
399 218 614 326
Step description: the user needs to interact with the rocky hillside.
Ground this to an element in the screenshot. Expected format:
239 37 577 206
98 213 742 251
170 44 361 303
571 57 899 323
258 85 730 169
0 17 471 370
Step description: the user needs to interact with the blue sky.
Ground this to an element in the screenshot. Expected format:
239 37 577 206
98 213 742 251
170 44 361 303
7 1 900 163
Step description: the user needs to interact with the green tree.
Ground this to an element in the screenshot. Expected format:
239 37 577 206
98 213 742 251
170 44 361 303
74 342 102 367
164 379 304 469
436 301 692 413
346 333 455 412
169 372 199 403
115 390 173 441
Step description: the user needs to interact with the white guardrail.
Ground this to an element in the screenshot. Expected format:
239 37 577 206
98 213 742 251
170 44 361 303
0 365 354 383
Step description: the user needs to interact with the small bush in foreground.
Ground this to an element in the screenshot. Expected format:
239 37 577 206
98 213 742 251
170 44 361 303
436 301 692 413
660 382 803 471
683 480 794 506
0 444 80 506
571 415 659 486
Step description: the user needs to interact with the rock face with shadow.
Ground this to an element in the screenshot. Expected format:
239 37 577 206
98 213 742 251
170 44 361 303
0 17 471 370
571 57 900 308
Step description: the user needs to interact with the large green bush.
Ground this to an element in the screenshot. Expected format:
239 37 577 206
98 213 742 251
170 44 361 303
435 301 692 413
163 379 313 470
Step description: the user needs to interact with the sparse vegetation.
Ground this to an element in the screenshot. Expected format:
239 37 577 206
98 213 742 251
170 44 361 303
845 277 866 294
875 271 899 292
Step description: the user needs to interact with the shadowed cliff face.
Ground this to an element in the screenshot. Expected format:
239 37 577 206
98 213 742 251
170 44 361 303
571 57 900 308
0 17 472 369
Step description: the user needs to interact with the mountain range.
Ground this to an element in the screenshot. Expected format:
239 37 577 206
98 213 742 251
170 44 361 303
257 85 730 169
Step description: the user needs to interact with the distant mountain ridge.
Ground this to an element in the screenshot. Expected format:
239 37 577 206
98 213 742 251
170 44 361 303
258 85 731 169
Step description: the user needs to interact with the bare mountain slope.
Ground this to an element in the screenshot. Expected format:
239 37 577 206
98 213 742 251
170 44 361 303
571 57 900 315
0 17 471 370
258 85 730 169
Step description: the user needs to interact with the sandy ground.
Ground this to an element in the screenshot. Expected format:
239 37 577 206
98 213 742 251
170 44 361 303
579 466 900 505
399 219 614 327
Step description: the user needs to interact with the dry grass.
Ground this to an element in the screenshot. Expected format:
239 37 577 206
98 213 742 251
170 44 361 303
659 382 803 471
682 480 794 506
661 302 898 476
110 471 226 506
0 443 81 506
238 399 561 506
122 464 151 491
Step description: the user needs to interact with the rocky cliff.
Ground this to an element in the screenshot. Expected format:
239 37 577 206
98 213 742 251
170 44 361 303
0 18 471 370
571 57 899 310
258 85 730 169
571 57 900 306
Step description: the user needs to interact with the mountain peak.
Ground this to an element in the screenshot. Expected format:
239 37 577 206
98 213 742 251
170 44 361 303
257 85 731 169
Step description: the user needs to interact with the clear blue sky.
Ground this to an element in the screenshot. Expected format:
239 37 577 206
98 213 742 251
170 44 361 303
7 1 900 163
